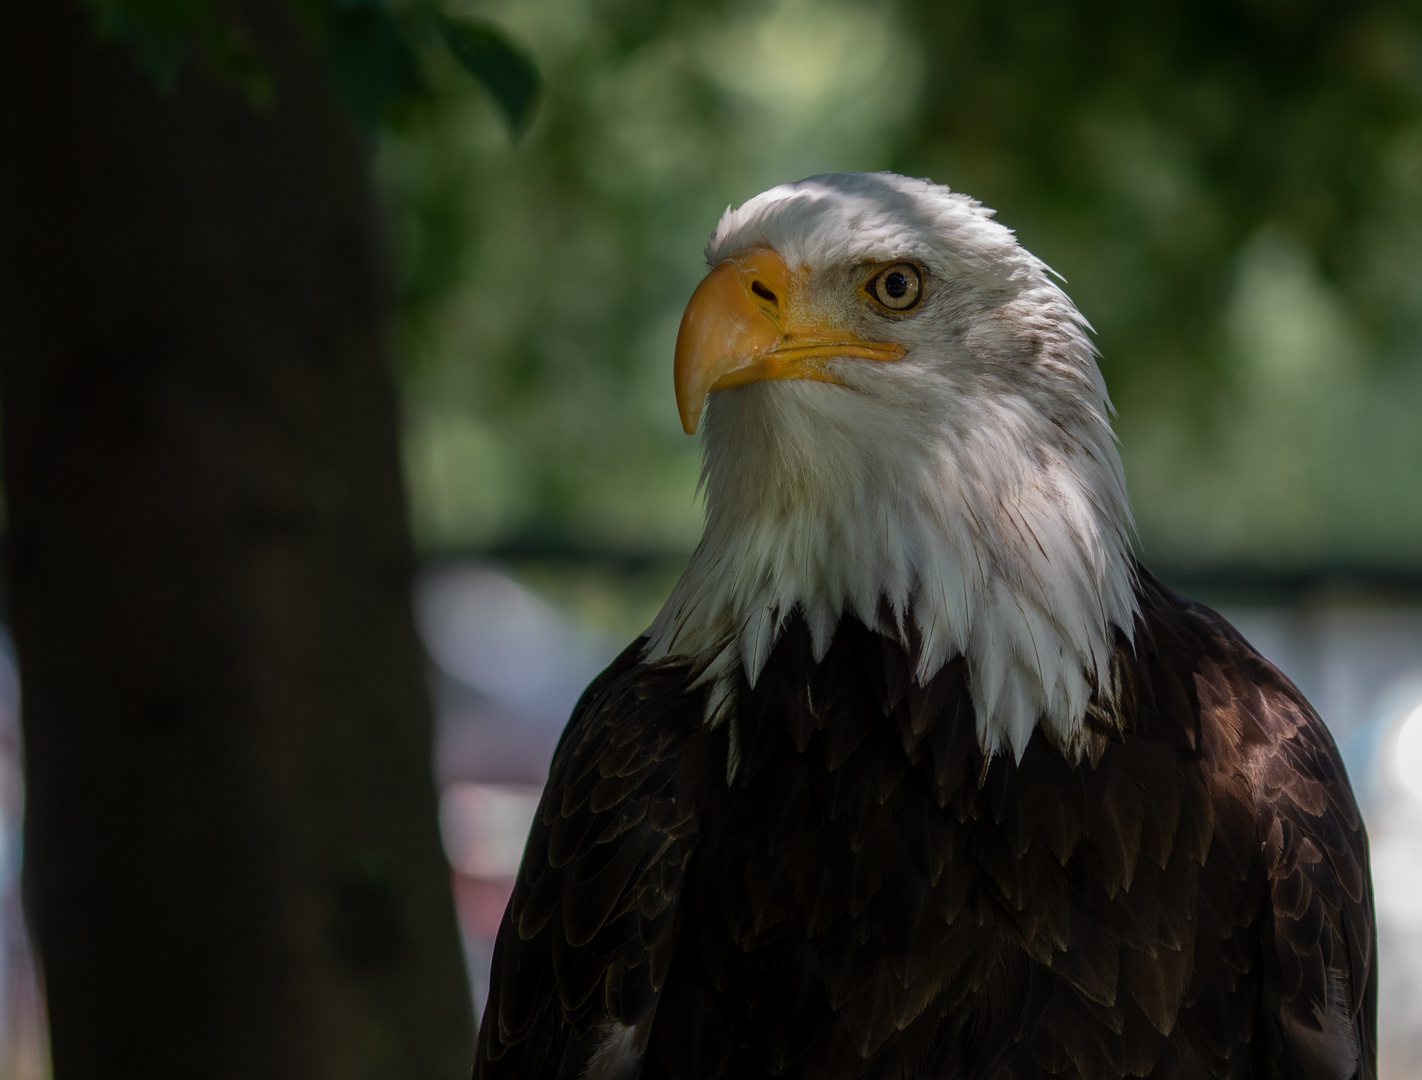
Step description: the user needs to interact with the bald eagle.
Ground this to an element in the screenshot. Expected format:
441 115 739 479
472 173 1376 1080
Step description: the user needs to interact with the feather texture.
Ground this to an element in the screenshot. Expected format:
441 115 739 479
473 570 1376 1079
474 172 1374 1080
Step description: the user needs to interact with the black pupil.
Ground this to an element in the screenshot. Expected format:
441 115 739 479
884 271 909 298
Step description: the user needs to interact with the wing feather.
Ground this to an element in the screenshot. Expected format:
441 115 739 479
1153 575 1377 1080
473 640 707 1080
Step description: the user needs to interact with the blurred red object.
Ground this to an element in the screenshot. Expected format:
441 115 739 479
440 780 543 1001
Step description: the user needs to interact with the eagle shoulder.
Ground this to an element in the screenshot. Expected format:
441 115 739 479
1137 571 1377 1080
473 639 707 1080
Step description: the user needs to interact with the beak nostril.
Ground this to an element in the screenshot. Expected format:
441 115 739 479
750 280 778 304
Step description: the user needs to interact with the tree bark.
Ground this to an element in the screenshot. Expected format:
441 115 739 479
0 2 472 1077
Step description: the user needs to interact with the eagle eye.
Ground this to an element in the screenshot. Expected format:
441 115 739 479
869 262 923 311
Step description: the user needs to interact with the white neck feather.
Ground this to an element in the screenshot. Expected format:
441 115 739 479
645 357 1138 764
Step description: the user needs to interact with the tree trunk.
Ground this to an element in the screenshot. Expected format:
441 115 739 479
0 2 472 1077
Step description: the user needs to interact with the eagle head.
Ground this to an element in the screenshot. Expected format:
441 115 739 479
646 172 1138 762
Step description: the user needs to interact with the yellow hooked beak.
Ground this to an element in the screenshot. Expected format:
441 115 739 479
672 248 907 434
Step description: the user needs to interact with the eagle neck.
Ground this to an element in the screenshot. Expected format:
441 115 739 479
644 379 1138 762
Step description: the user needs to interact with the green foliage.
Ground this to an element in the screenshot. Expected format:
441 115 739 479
83 0 271 99
893 0 1422 568
322 0 420 127
318 1 540 132
77 0 1422 573
384 0 1422 571
85 0 206 89
81 0 539 133
902 2 1422 381
433 13 538 135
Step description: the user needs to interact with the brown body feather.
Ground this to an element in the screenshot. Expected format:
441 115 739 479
474 567 1376 1079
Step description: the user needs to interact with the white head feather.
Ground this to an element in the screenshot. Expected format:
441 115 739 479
644 172 1138 761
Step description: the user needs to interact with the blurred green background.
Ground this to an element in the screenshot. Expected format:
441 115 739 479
13 5 1417 1073
382 0 1422 630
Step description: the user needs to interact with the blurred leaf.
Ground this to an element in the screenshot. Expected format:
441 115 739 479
434 14 539 135
83 0 533 132
199 19 274 107
83 0 211 90
84 0 272 104
85 0 212 34
324 0 421 129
